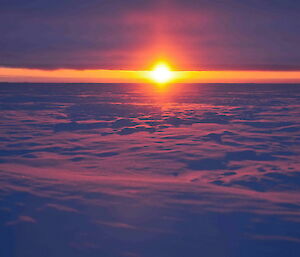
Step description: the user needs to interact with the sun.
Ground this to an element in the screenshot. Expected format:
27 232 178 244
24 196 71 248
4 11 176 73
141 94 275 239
150 63 173 84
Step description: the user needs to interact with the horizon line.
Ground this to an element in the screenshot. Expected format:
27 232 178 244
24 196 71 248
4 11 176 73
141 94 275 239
1 67 300 83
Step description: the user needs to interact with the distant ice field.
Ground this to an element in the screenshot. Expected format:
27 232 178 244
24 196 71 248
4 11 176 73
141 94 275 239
1 83 300 257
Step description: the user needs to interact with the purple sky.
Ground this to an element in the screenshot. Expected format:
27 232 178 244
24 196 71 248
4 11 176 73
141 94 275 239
0 0 300 70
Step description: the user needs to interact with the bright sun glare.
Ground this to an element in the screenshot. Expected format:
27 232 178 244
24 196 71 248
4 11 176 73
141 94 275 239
150 63 173 84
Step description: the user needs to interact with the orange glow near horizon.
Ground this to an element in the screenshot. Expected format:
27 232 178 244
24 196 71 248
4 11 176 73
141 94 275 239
1 67 300 83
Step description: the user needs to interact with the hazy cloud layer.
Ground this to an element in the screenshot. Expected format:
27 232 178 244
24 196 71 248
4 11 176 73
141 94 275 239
0 0 300 70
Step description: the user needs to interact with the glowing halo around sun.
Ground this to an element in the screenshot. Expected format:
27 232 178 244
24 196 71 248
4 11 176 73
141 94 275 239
150 62 174 84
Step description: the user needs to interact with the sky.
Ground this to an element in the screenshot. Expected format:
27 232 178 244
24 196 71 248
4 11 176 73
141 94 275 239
0 0 300 82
